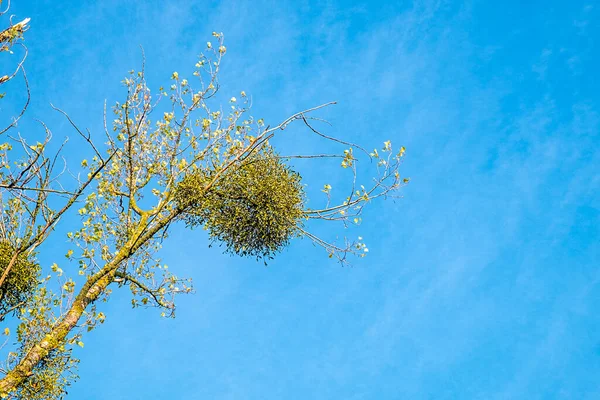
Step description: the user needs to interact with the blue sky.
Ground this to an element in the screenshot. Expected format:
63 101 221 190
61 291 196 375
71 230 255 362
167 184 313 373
5 0 600 398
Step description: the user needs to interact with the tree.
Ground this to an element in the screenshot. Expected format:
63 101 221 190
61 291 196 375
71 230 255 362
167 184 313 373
0 13 408 399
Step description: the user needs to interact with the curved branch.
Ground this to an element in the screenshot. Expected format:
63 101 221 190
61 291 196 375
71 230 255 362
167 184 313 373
114 271 174 311
0 64 30 136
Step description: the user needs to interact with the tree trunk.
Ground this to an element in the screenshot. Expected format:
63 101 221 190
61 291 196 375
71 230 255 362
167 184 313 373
0 267 114 396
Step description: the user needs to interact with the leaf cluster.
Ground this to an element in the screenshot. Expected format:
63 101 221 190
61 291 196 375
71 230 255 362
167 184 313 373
176 148 306 260
0 19 28 53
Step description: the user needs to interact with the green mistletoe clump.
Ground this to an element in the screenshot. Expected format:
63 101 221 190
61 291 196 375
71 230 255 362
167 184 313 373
0 240 39 318
176 148 306 260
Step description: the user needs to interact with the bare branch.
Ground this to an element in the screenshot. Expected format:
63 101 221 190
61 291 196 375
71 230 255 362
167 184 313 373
50 104 104 161
114 271 174 312
0 64 30 136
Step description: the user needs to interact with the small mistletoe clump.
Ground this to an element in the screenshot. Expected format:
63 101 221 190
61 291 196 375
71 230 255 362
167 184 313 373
0 241 39 318
176 148 306 260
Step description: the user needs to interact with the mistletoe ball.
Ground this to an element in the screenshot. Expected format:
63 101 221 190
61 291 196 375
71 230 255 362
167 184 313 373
0 241 39 318
176 148 306 260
